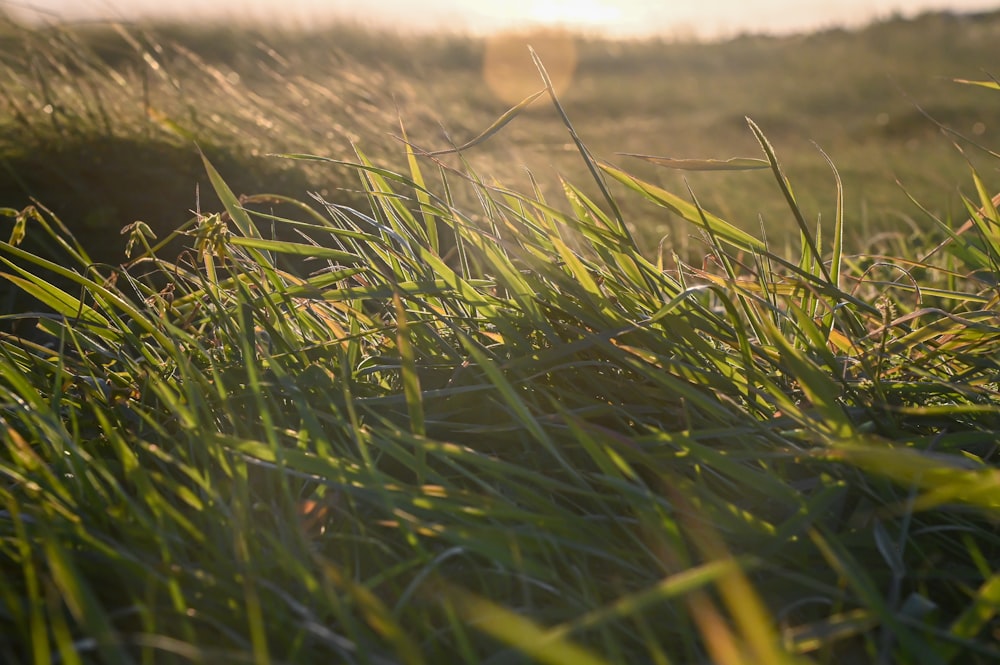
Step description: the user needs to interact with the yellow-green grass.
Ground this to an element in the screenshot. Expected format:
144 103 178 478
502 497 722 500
1 10 1000 665
1 11 999 264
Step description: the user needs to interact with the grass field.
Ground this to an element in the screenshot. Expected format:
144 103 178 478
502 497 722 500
1 9 1000 665
2 10 1000 260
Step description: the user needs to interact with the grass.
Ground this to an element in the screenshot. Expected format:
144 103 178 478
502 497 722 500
1 9 1000 665
2 10 1000 264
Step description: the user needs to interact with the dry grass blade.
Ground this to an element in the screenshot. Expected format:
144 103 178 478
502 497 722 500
425 89 546 156
619 154 770 171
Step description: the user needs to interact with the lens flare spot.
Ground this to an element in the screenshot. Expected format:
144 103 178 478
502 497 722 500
483 28 577 106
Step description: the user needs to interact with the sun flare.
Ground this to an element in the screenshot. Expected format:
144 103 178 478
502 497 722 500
482 28 578 106
526 0 623 31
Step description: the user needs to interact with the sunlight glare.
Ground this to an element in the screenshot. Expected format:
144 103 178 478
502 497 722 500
483 28 578 106
527 0 623 32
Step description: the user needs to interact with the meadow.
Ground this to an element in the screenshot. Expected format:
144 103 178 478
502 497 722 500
2 10 1000 261
1 9 1000 665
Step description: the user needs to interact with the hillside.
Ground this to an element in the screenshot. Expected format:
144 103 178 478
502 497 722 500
1 10 999 264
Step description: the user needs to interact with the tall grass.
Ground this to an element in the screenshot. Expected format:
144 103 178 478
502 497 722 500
2 11 1000 265
1 55 999 663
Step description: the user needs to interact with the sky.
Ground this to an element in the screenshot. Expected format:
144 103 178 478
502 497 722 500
5 0 1000 38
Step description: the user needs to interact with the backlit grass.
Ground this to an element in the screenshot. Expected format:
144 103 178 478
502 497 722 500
2 11 1000 665
2 10 1000 264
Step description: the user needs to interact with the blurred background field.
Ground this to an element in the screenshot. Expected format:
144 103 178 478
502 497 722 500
2 8 1000 264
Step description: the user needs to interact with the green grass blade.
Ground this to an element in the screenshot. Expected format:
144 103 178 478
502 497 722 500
746 117 832 283
440 584 612 665
529 47 632 248
228 236 362 263
599 161 765 252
